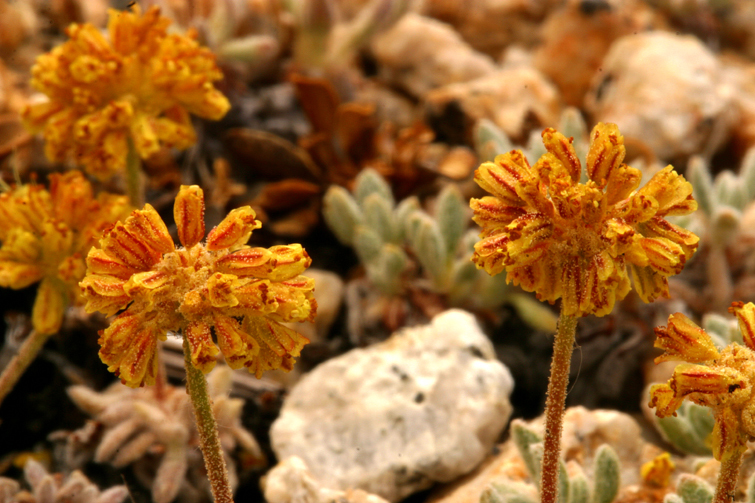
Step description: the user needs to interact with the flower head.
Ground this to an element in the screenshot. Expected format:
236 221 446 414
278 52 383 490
0 171 130 334
471 123 699 317
21 5 230 179
648 302 755 462
80 186 316 388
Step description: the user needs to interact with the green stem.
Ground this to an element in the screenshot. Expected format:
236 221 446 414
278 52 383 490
713 452 743 503
126 138 144 208
0 331 53 407
182 337 234 503
540 310 579 503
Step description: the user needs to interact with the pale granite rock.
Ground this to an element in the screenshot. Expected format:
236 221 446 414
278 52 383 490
270 309 514 502
264 456 390 503
370 14 497 98
425 66 561 142
585 31 736 161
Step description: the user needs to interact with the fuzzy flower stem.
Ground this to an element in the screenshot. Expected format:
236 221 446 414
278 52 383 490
182 337 235 503
540 310 578 503
126 137 143 208
0 331 52 406
714 451 744 503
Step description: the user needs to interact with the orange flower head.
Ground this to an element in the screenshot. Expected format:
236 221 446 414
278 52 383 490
21 5 230 179
80 186 317 388
471 123 699 317
648 302 755 462
0 171 131 334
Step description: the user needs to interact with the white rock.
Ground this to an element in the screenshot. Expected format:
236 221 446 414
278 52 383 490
270 309 514 502
585 31 736 160
425 66 561 141
264 456 390 503
370 14 497 98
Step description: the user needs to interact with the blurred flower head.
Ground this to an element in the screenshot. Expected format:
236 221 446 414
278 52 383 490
21 5 230 179
649 302 755 462
0 171 130 334
470 122 699 317
80 185 316 388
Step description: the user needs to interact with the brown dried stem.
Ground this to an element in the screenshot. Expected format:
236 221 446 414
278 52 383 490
0 330 52 406
540 310 578 503
182 337 234 503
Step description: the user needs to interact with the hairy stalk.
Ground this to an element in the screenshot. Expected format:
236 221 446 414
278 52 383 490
0 330 52 406
540 311 578 503
126 138 144 208
182 337 234 503
714 452 743 503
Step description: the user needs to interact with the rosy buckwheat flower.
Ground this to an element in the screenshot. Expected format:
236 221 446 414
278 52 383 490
649 302 755 463
80 185 316 388
0 171 130 334
471 122 699 317
21 5 230 179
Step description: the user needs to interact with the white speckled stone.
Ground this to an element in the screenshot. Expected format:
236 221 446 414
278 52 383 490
269 309 514 502
264 456 390 503
370 14 497 98
585 31 735 160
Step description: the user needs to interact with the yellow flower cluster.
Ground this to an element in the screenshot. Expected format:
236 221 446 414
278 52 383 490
80 186 317 388
21 6 230 179
649 302 755 462
471 123 699 317
0 172 130 334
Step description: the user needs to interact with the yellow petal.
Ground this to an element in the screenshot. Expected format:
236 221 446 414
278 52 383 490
648 383 684 418
32 278 67 335
217 245 312 281
206 207 261 251
470 196 527 232
243 316 309 378
213 314 260 370
473 154 528 207
637 166 696 218
654 312 720 363
728 302 755 351
0 260 44 289
174 185 205 248
586 122 625 188
207 272 239 308
541 127 581 182
628 264 669 304
184 321 218 373
97 312 159 388
85 248 141 280
671 363 745 406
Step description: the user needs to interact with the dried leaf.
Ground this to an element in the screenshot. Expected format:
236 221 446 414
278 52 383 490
225 129 322 182
252 179 321 212
290 73 339 135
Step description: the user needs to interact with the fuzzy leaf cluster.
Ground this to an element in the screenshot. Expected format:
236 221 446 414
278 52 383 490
683 149 755 246
481 421 620 503
322 169 557 331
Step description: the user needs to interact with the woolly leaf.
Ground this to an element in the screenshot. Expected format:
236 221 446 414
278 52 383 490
654 399 712 456
373 244 407 295
511 420 542 481
323 186 364 245
687 157 716 218
508 293 558 334
710 206 741 247
353 226 383 266
363 193 399 244
591 445 620 503
482 483 537 503
407 213 447 285
475 119 513 162
436 184 467 256
569 465 590 503
354 168 394 208
676 475 713 503
715 171 747 211
741 146 755 203
395 196 421 241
